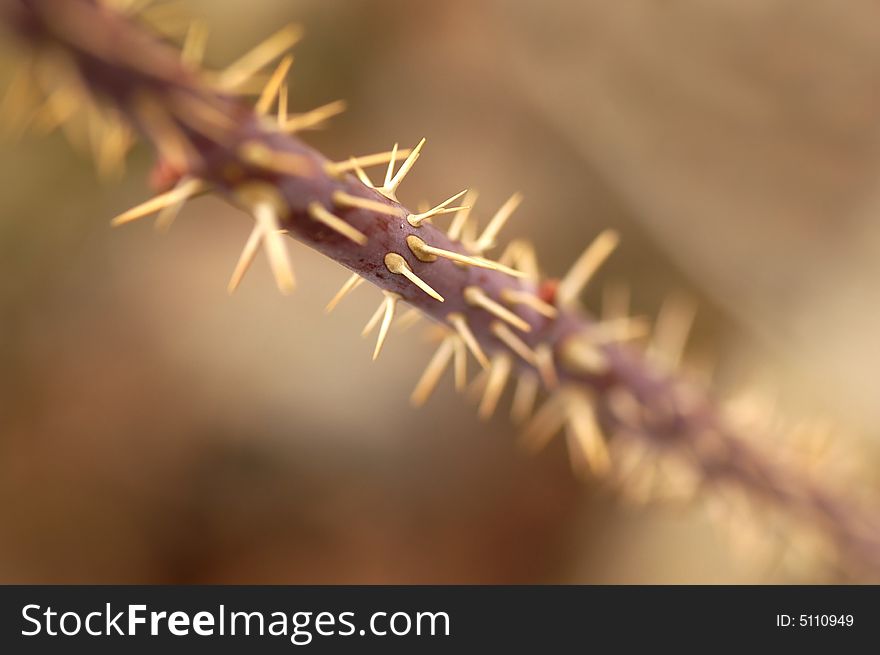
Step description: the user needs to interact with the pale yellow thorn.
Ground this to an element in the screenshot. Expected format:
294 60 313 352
155 176 201 232
565 393 610 476
277 81 288 127
328 149 412 174
556 229 620 307
410 336 455 406
111 178 207 226
307 202 368 245
535 343 559 389
239 141 311 176
325 273 364 313
447 312 490 370
491 321 538 366
282 100 346 133
447 190 478 241
521 392 567 453
474 192 522 253
650 294 697 369
384 253 444 302
463 286 530 333
500 288 558 319
406 236 526 278
227 222 263 294
498 239 540 281
452 336 468 391
407 189 469 226
591 316 650 343
181 20 209 68
510 372 539 425
559 337 608 376
332 190 401 217
254 201 296 294
348 157 374 187
134 95 195 171
378 137 425 200
218 24 303 90
256 54 294 115
362 300 386 336
383 142 399 188
478 354 512 420
370 292 399 360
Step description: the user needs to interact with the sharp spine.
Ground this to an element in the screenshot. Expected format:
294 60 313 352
500 289 558 318
384 253 444 302
410 336 456 406
407 189 469 226
406 236 526 278
307 201 368 245
478 354 512 420
556 229 620 307
332 190 400 217
491 321 539 366
463 286 531 332
447 313 490 369
325 273 364 313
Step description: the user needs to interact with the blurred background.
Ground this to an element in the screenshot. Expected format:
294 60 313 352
2 0 880 583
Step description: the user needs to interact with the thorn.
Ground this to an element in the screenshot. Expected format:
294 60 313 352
557 229 620 307
491 321 538 366
325 273 364 313
410 336 456 406
307 202 368 245
383 142 399 188
111 178 207 226
447 313 490 369
565 392 610 476
181 19 209 68
218 23 303 90
155 175 199 232
327 149 412 175
479 354 512 420
407 189 469 226
134 94 195 171
463 286 530 332
277 81 288 127
497 239 540 281
500 289 558 319
452 336 468 391
365 292 399 360
559 337 608 376
405 236 526 278
511 372 539 424
535 343 559 389
591 316 650 343
377 137 425 201
227 222 263 294
332 190 401 217
239 141 311 176
348 157 374 187
447 190 478 241
282 100 346 132
649 294 697 369
521 392 567 454
255 54 294 115
254 201 296 294
473 192 522 253
384 253 444 302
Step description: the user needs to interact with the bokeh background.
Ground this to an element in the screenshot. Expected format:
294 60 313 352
2 0 879 583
